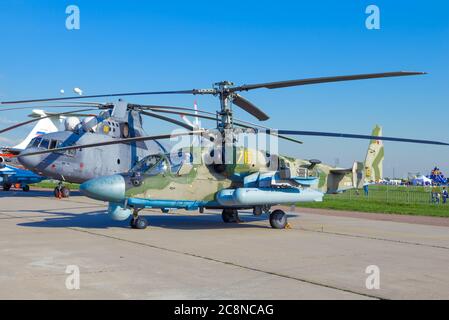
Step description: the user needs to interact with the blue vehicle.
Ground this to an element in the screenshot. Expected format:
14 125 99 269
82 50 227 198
0 162 45 191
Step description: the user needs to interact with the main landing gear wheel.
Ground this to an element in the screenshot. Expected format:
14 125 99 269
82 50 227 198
54 186 70 198
3 184 11 191
22 185 30 192
61 187 70 198
269 209 288 229
130 216 148 229
222 208 241 223
130 209 148 229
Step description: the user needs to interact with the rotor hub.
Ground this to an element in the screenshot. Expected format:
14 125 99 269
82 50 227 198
214 81 234 88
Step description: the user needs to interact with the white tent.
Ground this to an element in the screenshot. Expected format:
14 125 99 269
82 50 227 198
411 175 432 186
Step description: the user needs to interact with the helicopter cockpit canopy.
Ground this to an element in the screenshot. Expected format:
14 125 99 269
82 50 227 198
130 152 193 177
131 154 169 176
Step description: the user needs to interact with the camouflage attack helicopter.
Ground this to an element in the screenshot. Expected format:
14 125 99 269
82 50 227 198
9 71 446 229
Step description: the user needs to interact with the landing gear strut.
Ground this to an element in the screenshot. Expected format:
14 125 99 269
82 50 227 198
253 206 263 216
222 208 241 223
262 205 271 215
130 208 148 229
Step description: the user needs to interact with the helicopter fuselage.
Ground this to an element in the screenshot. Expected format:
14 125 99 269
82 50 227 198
18 130 163 184
79 147 324 216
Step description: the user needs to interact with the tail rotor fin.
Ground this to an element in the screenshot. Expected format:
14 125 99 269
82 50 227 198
363 125 384 183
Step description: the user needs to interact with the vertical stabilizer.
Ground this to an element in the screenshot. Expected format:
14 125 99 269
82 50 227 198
11 110 63 150
363 125 384 182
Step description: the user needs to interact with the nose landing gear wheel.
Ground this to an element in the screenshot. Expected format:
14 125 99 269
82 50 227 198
3 184 11 191
269 209 288 229
22 185 30 192
222 208 241 223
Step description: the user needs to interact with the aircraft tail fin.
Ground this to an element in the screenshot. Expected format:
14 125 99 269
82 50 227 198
362 125 384 183
11 109 63 151
323 125 383 192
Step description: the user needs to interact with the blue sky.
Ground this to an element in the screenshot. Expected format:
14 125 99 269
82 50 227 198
0 0 448 177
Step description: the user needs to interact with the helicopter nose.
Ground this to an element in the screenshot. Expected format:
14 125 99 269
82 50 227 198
17 148 42 170
80 175 126 202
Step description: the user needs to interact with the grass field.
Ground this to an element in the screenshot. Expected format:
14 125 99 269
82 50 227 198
297 185 449 217
33 181 80 190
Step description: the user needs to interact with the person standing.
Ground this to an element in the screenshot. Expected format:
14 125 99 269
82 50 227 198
443 187 448 204
363 181 369 196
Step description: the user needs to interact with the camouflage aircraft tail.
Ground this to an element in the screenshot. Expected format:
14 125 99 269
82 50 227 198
361 125 384 184
320 125 384 193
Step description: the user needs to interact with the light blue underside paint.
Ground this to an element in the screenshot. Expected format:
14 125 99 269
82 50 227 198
127 198 214 210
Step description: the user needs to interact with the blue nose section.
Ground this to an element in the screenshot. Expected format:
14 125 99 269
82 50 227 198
80 175 126 202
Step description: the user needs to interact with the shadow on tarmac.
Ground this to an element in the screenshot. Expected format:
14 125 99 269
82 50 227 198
4 189 298 230
16 207 298 230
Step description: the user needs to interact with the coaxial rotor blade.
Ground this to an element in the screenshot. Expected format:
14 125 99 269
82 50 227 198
232 94 269 121
140 110 194 131
265 132 303 145
138 104 254 126
146 108 302 144
276 130 449 146
131 104 217 116
148 108 219 122
230 71 426 92
0 108 98 134
18 130 205 157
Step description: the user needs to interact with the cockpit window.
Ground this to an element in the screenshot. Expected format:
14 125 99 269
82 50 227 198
49 139 58 150
39 139 50 149
28 138 35 148
131 154 168 176
30 137 42 148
